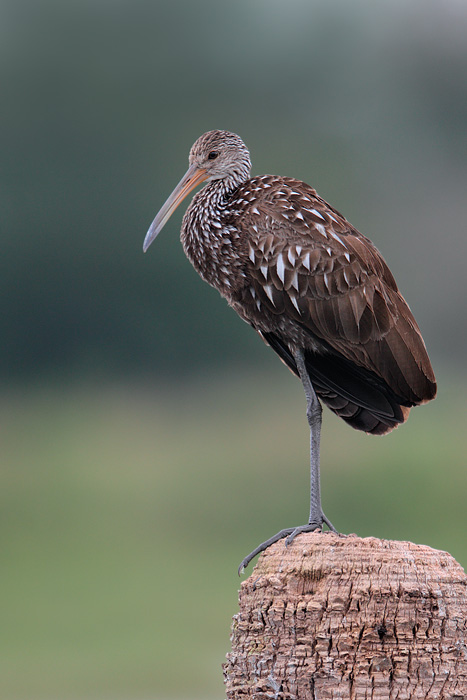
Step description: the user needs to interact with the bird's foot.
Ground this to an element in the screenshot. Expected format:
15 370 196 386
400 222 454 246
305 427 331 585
286 512 337 545
238 514 337 575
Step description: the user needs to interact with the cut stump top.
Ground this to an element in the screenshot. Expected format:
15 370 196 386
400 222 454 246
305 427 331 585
224 532 467 700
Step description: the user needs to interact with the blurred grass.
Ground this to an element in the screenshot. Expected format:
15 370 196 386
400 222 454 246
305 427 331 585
0 367 465 699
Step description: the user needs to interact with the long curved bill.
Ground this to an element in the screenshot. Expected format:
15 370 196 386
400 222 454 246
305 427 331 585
143 163 209 252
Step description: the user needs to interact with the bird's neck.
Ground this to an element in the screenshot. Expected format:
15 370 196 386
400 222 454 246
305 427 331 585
181 175 246 291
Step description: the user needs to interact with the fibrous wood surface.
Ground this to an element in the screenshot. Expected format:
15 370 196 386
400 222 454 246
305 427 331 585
224 532 467 699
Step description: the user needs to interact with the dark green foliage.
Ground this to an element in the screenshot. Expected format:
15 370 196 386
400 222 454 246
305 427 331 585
2 1 466 379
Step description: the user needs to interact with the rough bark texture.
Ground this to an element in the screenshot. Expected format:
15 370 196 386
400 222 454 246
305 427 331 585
224 532 467 700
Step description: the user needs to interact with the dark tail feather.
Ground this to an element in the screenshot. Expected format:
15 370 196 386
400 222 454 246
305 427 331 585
302 348 409 435
259 331 416 435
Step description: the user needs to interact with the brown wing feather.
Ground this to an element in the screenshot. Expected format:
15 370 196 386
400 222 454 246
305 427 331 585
236 176 436 429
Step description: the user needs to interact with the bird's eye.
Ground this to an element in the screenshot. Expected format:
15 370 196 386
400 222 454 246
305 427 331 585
208 151 219 160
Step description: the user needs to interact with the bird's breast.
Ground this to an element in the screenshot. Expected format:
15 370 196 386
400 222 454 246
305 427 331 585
181 215 248 300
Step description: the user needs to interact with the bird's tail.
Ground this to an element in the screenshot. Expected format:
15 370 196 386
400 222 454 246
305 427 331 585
259 330 433 435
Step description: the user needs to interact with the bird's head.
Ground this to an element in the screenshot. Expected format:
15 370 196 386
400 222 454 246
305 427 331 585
143 130 251 252
188 130 251 182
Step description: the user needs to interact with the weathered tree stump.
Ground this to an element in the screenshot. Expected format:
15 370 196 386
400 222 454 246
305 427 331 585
224 532 467 699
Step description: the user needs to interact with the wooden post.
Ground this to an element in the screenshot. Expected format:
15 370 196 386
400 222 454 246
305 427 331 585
224 532 467 699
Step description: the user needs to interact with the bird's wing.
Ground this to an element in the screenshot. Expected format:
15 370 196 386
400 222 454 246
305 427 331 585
239 177 436 405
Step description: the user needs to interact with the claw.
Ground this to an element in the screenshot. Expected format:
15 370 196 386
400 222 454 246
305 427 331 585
285 522 322 547
239 516 338 574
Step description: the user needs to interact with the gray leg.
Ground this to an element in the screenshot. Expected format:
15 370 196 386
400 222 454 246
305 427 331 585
238 348 336 575
284 349 336 545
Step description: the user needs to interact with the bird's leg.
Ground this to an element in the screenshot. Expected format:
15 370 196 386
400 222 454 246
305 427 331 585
284 348 336 546
238 349 336 575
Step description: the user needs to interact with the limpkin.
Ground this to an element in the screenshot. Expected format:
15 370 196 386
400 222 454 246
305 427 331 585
143 130 436 573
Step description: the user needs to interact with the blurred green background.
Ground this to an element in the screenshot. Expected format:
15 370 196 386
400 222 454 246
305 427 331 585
2 1 466 698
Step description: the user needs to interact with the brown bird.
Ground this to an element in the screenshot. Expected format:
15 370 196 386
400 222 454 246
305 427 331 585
143 130 436 573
